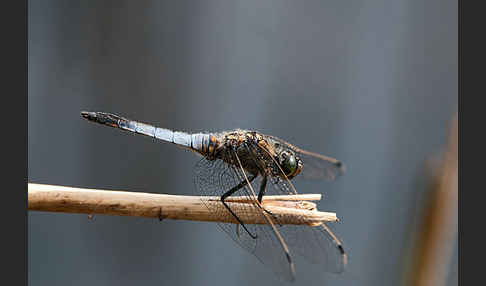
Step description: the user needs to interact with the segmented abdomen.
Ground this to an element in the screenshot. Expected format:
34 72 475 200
81 111 219 157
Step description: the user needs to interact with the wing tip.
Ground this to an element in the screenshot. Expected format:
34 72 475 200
334 160 346 177
287 260 297 282
334 244 348 273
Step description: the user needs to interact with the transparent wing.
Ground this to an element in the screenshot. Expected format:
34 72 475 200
249 141 347 273
194 141 347 281
194 146 296 282
267 135 345 180
296 149 345 180
278 223 347 273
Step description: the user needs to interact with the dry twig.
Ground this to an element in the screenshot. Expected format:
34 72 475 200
28 183 338 226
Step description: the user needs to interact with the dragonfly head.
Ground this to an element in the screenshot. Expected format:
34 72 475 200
277 150 302 180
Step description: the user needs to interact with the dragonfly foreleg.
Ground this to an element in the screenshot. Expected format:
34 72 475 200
221 174 258 239
257 175 268 203
257 176 282 226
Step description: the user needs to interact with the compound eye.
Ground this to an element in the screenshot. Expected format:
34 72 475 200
281 154 297 177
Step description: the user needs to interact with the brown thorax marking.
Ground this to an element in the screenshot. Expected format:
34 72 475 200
254 133 277 158
223 131 277 157
207 134 218 156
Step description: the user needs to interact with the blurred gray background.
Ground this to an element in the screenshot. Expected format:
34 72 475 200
28 0 457 285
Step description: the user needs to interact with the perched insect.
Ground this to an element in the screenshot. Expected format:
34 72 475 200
81 111 346 281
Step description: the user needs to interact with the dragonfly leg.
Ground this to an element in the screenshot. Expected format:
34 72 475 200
257 175 268 203
221 174 258 239
257 176 281 226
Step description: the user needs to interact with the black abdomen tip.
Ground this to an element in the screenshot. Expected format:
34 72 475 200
81 111 97 121
80 111 120 127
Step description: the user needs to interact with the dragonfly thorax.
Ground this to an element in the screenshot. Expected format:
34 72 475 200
214 130 302 180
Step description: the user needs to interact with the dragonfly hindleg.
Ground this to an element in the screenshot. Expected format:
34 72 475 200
221 174 258 239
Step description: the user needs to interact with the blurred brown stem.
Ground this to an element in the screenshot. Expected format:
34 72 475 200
407 115 458 286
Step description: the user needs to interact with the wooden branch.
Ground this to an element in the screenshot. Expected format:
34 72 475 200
28 183 338 226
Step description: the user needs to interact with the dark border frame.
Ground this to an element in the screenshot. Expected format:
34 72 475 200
2 0 27 285
459 0 478 285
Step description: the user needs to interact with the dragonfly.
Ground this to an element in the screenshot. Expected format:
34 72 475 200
81 111 347 282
